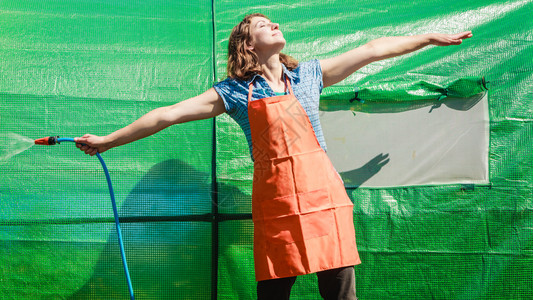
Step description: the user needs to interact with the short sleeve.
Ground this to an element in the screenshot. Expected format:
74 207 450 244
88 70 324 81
213 78 237 114
300 59 323 94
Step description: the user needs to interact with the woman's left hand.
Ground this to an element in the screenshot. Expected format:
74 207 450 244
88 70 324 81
430 31 473 46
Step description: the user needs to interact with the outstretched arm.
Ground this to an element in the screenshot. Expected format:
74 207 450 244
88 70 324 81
75 88 225 155
320 31 473 87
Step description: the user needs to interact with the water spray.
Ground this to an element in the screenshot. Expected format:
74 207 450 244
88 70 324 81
35 136 135 300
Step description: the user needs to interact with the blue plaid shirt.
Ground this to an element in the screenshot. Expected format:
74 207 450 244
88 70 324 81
214 59 326 160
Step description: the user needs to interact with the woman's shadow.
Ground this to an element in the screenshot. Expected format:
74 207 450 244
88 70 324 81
68 159 248 299
339 153 390 188
67 154 389 298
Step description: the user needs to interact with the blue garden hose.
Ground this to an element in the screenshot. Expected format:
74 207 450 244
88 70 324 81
35 136 134 300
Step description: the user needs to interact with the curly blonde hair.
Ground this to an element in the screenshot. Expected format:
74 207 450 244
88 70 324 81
227 13 299 80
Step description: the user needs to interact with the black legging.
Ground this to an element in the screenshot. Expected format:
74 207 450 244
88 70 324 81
257 266 356 300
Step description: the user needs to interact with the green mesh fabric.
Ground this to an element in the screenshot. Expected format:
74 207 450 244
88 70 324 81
1 0 532 299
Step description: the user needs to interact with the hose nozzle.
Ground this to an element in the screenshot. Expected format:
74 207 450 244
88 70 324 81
35 136 59 145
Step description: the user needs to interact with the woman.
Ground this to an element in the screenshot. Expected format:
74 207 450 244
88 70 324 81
76 13 472 299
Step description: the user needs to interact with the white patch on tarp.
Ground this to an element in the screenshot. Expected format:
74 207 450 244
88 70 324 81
320 92 489 187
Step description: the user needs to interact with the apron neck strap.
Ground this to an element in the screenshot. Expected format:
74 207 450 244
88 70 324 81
247 75 294 102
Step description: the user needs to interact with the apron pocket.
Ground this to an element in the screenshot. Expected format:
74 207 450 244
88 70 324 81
263 215 302 244
300 209 335 241
291 150 329 194
260 194 299 220
262 207 334 244
253 157 294 201
297 188 332 213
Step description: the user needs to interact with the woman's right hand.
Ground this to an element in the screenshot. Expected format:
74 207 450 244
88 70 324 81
74 134 112 156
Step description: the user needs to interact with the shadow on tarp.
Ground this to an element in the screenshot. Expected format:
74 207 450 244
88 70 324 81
340 153 390 189
67 154 387 298
68 159 245 300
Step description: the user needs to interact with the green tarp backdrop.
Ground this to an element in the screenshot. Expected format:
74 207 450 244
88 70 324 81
1 0 532 299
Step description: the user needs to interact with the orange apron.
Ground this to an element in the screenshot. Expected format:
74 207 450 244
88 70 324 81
248 77 361 281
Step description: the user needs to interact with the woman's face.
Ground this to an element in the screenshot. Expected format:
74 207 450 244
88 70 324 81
247 16 285 54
